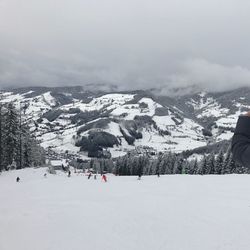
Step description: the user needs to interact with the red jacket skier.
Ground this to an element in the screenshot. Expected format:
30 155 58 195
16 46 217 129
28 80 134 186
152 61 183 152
102 174 107 182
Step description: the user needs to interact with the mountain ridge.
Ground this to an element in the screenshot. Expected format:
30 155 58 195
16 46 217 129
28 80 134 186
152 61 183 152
0 86 248 159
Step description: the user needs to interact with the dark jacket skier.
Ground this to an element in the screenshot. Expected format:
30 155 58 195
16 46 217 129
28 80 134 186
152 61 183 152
68 170 71 177
16 177 20 182
62 164 66 172
232 112 250 167
138 173 142 180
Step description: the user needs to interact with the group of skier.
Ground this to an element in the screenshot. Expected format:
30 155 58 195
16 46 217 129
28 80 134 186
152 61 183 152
15 168 109 183
15 163 161 183
66 169 108 182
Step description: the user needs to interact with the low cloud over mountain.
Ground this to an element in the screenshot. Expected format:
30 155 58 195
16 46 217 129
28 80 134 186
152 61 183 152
1 0 250 93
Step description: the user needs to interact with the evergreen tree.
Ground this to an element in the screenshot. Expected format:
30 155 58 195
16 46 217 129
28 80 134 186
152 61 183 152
173 158 183 174
215 151 224 174
0 103 45 171
196 156 205 175
227 153 236 174
4 103 19 169
201 155 209 175
221 149 231 174
0 105 5 171
190 159 198 175
207 154 215 174
182 160 191 174
164 153 173 174
158 155 166 174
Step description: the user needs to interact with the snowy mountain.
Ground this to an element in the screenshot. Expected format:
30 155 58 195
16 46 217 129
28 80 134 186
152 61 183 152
0 86 247 159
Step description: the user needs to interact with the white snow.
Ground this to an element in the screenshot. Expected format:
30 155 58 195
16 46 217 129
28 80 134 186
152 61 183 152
42 92 57 107
153 115 176 129
187 94 229 118
50 159 67 166
1 168 250 250
216 111 241 128
188 95 215 111
63 93 135 113
111 97 161 119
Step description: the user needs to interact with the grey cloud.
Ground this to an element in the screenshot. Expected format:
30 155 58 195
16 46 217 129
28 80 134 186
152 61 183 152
158 59 250 95
1 0 250 94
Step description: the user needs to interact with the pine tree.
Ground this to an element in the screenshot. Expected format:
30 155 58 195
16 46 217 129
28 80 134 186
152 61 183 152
182 160 191 174
155 153 161 174
164 153 173 174
201 155 209 175
190 159 198 175
0 105 5 172
0 103 45 171
159 154 167 174
207 154 215 174
215 151 224 175
4 103 19 169
221 149 231 174
147 161 154 175
226 153 236 174
173 158 183 174
137 156 144 176
196 156 205 175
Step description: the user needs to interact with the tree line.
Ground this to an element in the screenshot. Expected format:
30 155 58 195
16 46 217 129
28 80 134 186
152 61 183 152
0 103 45 172
114 147 248 176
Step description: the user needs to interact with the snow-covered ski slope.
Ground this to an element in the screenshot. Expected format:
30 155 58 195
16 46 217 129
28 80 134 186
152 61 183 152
1 168 250 250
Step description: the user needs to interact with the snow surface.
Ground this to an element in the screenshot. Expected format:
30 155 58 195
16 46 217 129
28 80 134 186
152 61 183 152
42 92 57 107
1 168 250 250
63 93 135 113
111 97 161 119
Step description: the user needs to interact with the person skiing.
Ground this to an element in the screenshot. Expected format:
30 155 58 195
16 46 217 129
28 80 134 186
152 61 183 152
68 170 71 177
94 174 97 180
88 172 92 179
137 164 143 180
138 173 142 180
102 174 107 182
16 177 20 182
232 111 250 167
62 164 66 172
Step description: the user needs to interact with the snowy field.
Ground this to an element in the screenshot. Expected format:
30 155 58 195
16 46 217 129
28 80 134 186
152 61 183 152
1 169 250 250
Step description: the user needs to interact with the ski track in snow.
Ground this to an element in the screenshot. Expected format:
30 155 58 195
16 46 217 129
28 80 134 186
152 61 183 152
1 168 250 250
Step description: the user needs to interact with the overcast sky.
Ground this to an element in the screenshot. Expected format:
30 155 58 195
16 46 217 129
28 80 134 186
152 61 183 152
0 0 250 94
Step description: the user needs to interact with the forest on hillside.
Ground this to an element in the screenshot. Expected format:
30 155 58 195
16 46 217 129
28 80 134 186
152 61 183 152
0 103 45 172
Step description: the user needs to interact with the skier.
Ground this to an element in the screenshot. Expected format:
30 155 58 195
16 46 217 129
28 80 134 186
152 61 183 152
138 173 142 180
94 174 97 180
68 170 71 177
232 111 250 167
156 172 160 177
88 172 92 179
62 164 66 172
16 177 20 182
102 174 107 182
44 173 47 178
